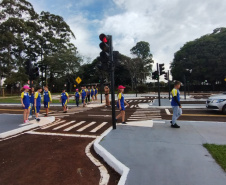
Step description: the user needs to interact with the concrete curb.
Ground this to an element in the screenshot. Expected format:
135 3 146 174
0 116 55 139
93 127 130 185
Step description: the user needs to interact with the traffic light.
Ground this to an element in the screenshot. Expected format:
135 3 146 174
159 63 165 75
164 73 168 80
99 33 110 61
25 60 32 75
152 71 159 80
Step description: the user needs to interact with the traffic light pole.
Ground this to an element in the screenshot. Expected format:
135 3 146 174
184 75 186 100
168 70 170 100
109 35 116 129
157 63 161 106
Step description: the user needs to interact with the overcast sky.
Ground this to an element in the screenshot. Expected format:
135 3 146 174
28 0 226 70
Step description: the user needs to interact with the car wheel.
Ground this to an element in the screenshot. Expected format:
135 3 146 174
222 105 226 115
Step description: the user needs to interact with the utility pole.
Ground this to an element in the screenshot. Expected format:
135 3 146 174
168 70 170 100
184 75 186 100
157 63 161 106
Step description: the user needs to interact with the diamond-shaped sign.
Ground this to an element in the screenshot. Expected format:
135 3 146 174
76 77 82 84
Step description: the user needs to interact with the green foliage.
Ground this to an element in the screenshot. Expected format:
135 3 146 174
171 28 226 86
136 84 148 93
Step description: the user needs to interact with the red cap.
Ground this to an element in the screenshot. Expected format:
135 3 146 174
118 85 126 89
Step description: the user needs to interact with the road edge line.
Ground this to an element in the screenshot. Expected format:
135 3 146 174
85 141 110 185
93 127 130 185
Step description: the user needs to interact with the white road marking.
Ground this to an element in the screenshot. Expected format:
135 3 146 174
53 121 75 130
165 109 171 115
130 105 134 108
90 122 108 133
64 121 86 131
42 120 66 129
26 131 97 138
88 115 111 117
77 122 96 132
19 123 31 126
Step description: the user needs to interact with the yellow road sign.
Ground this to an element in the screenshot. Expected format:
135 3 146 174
76 77 82 84
224 78 226 82
74 85 76 87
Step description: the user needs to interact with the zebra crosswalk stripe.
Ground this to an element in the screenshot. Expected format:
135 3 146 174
53 121 75 130
77 122 96 132
42 120 66 129
90 122 108 133
64 121 86 131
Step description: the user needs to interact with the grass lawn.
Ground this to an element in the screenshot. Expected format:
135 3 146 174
0 96 82 104
203 144 226 172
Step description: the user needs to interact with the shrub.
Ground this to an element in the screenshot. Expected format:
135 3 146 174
136 84 148 93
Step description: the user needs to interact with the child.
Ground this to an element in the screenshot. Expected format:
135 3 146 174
43 86 52 117
29 87 35 118
116 85 129 124
75 89 80 107
104 86 110 107
171 81 182 128
34 87 42 122
60 89 69 113
95 85 98 101
20 85 31 123
81 87 86 107
86 86 91 104
91 86 95 102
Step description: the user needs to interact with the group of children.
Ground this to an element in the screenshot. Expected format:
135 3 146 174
75 85 98 107
20 85 49 123
21 82 182 128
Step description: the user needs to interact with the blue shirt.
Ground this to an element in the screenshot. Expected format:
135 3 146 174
35 92 41 106
75 92 80 98
30 93 34 104
81 89 86 98
21 92 30 105
171 88 180 106
43 90 52 102
117 93 124 107
61 92 69 101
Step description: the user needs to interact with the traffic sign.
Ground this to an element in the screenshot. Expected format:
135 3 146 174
224 78 226 82
76 77 82 84
74 85 76 87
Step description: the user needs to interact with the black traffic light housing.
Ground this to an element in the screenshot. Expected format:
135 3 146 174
159 63 165 75
99 33 110 60
152 71 159 80
164 73 168 80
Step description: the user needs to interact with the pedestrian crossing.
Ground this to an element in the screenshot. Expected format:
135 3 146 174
39 120 109 133
127 99 153 103
128 109 161 121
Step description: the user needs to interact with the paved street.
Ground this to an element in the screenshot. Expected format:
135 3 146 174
101 121 226 185
0 114 24 133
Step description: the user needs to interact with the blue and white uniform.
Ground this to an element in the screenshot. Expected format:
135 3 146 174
21 92 30 109
81 89 86 101
35 92 41 113
43 90 52 108
61 92 69 107
117 93 125 111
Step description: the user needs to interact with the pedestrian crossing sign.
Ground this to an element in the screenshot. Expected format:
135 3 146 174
224 78 226 82
74 85 76 87
76 77 82 84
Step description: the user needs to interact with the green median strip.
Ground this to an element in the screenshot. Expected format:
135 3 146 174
203 144 226 172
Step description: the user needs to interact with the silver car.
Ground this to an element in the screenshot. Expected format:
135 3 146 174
206 94 226 114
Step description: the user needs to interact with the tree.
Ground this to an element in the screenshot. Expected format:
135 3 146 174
130 41 154 83
171 27 226 89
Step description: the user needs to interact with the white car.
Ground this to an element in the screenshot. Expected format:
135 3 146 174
206 93 226 114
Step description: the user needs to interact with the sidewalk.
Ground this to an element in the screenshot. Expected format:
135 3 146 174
100 121 226 185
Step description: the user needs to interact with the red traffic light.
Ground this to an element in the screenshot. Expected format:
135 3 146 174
99 33 108 43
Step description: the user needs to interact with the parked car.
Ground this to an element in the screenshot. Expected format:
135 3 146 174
206 94 226 114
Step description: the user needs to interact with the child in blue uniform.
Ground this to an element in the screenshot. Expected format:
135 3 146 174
20 85 31 123
91 86 95 102
29 87 35 118
75 89 80 107
81 86 86 107
43 86 52 117
95 85 98 101
60 89 69 113
34 87 42 122
86 86 91 103
171 81 182 128
116 85 129 124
